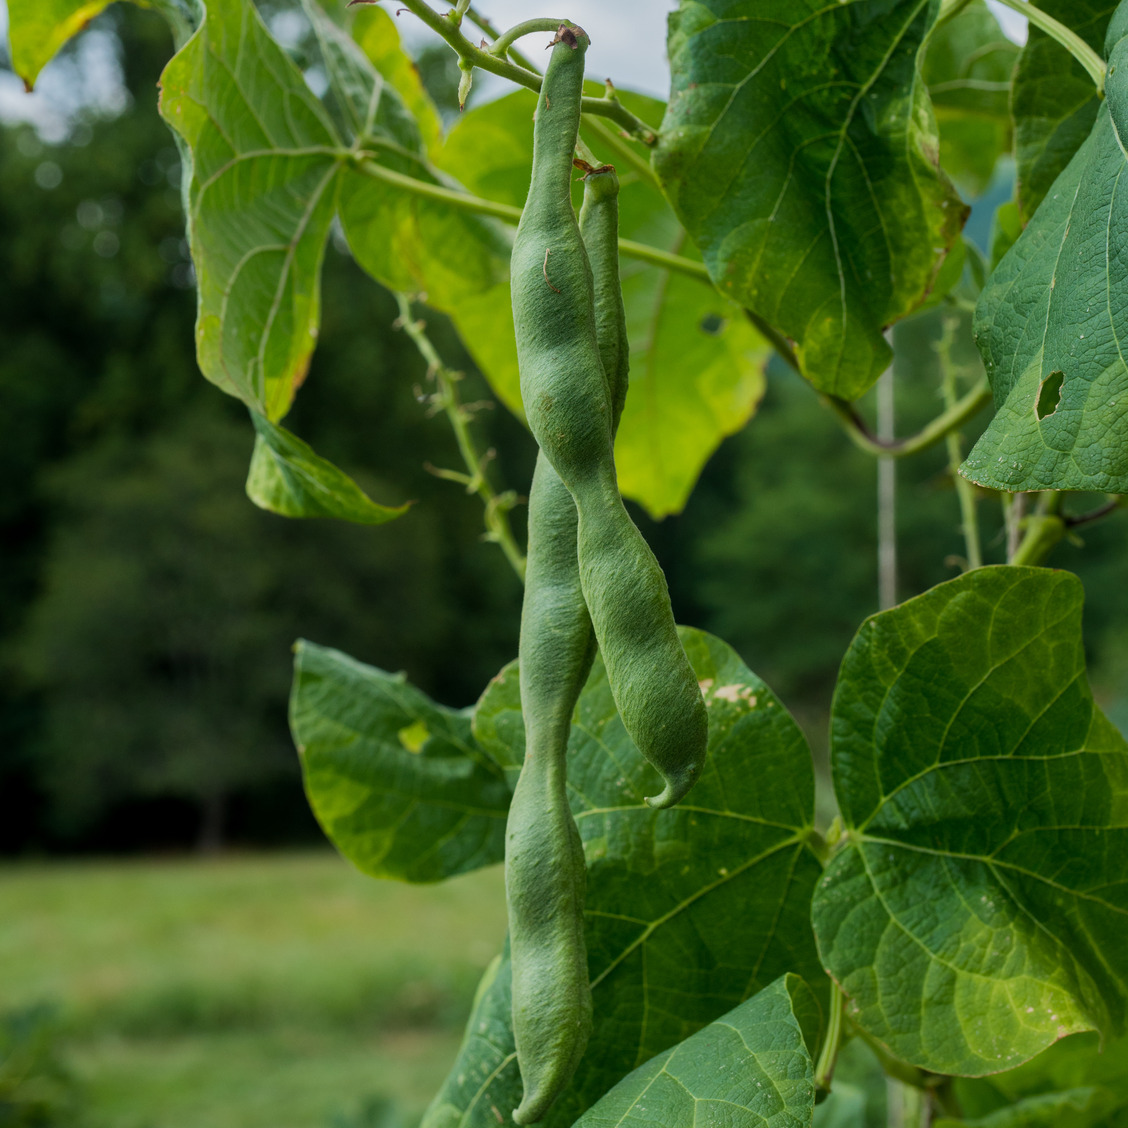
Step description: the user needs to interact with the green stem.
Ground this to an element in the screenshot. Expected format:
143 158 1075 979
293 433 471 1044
364 0 658 141
814 983 845 1091
486 18 563 59
1010 493 1066 567
824 381 993 460
394 293 526 581
938 317 982 570
466 7 662 184
991 0 1106 92
352 156 709 283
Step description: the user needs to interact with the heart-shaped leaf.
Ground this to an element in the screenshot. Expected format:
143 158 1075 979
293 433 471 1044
812 567 1128 1076
654 0 967 400
7 0 117 88
157 0 507 422
962 8 1128 493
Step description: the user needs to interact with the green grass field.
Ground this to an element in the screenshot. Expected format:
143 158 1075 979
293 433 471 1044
0 851 508 1127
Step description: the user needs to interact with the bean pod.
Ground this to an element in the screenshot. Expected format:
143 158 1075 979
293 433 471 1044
506 159 629 1127
511 27 708 812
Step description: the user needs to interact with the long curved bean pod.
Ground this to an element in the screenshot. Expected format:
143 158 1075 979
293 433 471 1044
511 26 707 812
506 160 629 1128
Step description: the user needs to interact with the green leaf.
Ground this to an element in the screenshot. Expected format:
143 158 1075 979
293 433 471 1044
290 641 511 884
245 411 409 524
1011 1 1113 223
923 1 1019 196
811 567 1128 1077
654 0 967 400
297 2 508 310
569 975 818 1128
437 89 768 518
423 628 825 1128
158 0 343 420
963 12 1128 494
7 0 120 89
157 0 506 421
934 1088 1116 1128
350 4 443 154
955 1030 1128 1125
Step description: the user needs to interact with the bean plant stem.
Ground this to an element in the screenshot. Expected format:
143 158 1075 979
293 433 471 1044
355 0 658 141
394 293 527 581
465 7 662 189
1010 492 1066 567
824 381 993 460
486 18 563 59
938 316 982 570
814 983 845 1091
991 0 1106 92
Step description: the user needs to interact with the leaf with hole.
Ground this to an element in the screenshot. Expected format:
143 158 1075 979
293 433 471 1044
962 9 1128 493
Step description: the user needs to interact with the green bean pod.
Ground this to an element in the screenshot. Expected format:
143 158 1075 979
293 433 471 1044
505 162 629 1127
511 27 707 811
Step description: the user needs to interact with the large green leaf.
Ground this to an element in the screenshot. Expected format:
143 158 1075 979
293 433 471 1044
654 0 967 400
812 567 1128 1077
422 628 825 1128
1011 1 1114 223
7 0 120 88
923 1 1018 196
962 10 1128 493
245 412 409 524
157 0 505 422
569 975 819 1128
158 0 343 420
290 641 511 883
437 89 768 517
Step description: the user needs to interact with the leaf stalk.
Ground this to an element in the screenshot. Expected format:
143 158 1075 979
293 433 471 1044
813 982 845 1092
991 0 1106 93
938 316 982 569
824 381 993 460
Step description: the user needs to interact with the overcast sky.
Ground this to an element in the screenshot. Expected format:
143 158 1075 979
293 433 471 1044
0 0 1028 138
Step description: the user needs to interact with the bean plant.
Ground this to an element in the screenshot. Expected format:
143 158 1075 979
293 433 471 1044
10 0 1128 1124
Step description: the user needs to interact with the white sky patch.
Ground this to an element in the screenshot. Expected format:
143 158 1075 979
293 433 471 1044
986 0 1029 45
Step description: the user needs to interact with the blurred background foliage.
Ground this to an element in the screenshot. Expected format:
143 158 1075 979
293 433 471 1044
1 1 1127 856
